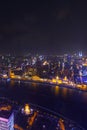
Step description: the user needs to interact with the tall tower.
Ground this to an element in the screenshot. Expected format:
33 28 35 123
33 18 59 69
8 69 14 78
0 108 14 130
8 68 11 78
79 51 82 57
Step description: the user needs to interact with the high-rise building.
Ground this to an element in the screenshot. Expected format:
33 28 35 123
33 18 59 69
0 107 14 130
79 51 82 57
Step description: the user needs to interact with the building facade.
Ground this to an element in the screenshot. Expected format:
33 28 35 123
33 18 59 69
0 112 14 130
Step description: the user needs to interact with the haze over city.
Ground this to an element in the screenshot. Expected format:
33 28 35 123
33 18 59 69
0 1 87 54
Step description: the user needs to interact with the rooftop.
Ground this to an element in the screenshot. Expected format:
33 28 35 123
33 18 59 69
0 104 13 119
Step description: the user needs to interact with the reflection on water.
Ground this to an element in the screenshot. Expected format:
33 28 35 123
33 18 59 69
51 84 87 104
51 85 75 99
52 86 60 96
0 80 87 128
55 86 59 95
9 80 87 104
10 80 15 86
82 91 87 101
32 83 37 87
61 87 68 98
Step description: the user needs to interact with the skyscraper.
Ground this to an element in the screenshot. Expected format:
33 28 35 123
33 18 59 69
0 107 14 130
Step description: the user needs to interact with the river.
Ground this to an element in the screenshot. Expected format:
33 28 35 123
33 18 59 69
0 80 87 129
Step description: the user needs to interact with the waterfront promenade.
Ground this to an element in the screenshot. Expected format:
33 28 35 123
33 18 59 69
2 76 87 92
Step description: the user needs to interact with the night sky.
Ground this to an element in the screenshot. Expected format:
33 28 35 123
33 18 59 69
0 1 87 55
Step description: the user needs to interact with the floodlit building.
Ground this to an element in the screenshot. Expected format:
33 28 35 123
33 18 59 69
21 104 33 116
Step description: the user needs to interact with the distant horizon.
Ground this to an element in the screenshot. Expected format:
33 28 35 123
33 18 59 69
0 50 85 56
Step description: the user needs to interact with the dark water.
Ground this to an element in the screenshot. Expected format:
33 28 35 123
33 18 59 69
0 80 87 129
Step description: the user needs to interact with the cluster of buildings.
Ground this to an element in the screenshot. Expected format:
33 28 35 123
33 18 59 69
0 98 84 130
0 52 87 85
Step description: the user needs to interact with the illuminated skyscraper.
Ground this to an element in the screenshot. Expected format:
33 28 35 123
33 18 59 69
0 109 14 130
79 51 82 57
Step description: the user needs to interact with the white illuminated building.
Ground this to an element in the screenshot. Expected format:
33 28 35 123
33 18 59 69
79 51 82 57
0 109 14 130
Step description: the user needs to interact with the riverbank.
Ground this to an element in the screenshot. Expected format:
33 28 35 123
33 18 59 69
1 77 87 92
0 79 87 129
0 97 85 130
